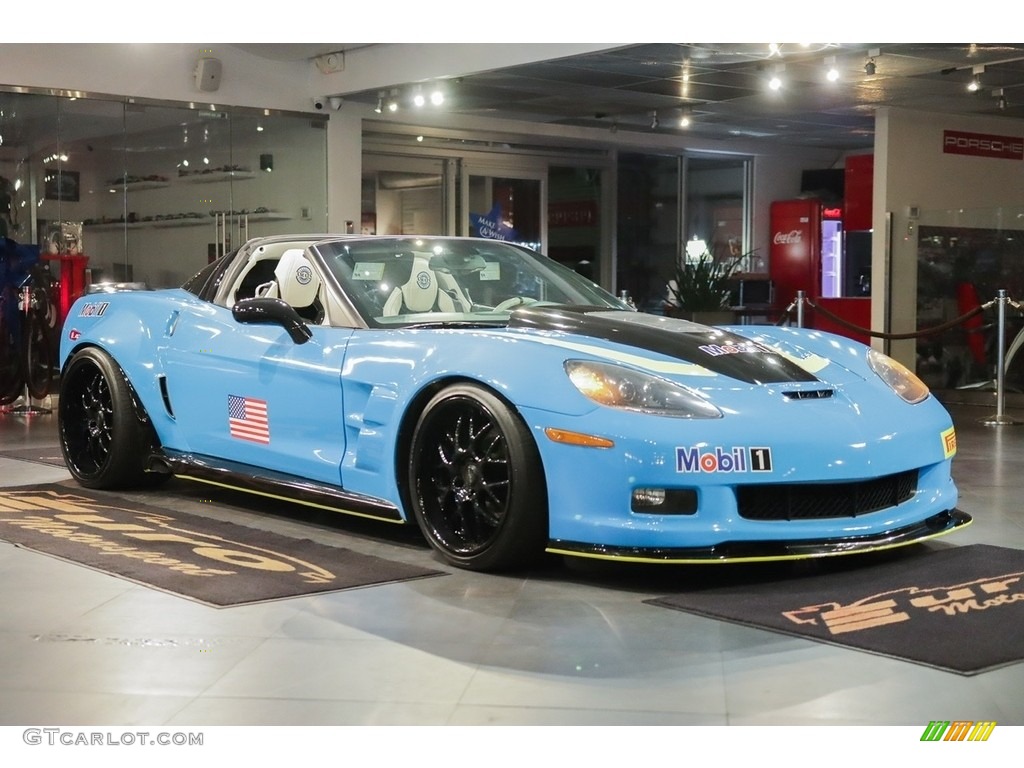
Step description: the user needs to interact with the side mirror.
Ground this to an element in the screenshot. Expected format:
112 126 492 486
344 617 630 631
232 297 313 344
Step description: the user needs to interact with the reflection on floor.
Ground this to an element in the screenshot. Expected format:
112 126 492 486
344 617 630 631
1 400 1022 727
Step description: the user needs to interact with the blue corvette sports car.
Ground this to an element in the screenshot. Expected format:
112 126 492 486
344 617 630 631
57 234 970 570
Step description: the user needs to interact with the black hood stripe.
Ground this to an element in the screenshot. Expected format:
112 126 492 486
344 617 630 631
508 305 818 385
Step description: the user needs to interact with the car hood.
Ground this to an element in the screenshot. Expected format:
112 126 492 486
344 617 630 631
507 305 820 386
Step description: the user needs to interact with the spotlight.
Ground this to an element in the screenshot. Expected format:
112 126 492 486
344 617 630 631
374 92 384 114
650 110 659 129
967 65 985 93
387 89 399 113
769 64 785 91
825 56 839 82
679 109 691 128
413 88 425 108
995 89 1007 110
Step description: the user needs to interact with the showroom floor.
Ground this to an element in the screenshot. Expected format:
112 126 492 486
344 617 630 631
1 397 1022 727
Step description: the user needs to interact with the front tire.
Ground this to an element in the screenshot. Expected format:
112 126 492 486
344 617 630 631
408 383 547 571
59 347 157 488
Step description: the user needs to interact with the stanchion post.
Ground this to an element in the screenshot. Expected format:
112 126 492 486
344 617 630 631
796 290 805 328
982 289 1021 427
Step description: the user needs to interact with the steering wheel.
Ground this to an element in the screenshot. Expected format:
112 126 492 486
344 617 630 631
494 296 539 311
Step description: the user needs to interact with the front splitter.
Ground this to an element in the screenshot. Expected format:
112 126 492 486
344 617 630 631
546 509 972 565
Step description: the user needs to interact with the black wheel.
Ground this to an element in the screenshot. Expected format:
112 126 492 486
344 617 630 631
408 383 547 571
21 312 53 400
0 305 21 405
58 347 159 489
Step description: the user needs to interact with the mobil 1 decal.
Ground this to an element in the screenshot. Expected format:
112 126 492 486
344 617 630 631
675 445 773 474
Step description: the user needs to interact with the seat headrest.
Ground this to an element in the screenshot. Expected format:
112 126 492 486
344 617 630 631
400 254 439 312
274 248 320 307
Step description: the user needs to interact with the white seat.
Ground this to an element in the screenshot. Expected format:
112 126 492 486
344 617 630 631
274 248 321 309
383 254 456 316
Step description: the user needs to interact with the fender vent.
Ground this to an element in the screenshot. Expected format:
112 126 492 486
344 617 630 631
158 375 175 418
782 389 834 400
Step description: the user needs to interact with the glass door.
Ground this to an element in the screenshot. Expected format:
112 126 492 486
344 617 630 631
462 167 545 253
362 154 451 236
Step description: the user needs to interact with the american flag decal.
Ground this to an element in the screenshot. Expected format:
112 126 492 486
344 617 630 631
228 395 270 444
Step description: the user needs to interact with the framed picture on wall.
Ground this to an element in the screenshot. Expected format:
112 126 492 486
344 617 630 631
44 169 80 202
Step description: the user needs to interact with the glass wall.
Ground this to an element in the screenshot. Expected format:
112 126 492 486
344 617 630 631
616 153 679 313
548 165 602 282
1 89 327 292
615 152 751 314
915 206 1024 394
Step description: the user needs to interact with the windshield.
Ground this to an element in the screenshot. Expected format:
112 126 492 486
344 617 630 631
313 236 627 327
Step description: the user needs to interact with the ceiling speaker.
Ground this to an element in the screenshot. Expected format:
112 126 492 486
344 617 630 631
194 57 222 92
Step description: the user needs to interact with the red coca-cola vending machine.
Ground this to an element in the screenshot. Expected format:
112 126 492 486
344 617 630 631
769 198 870 343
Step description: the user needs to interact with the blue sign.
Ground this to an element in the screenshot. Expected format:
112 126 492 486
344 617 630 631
470 204 517 241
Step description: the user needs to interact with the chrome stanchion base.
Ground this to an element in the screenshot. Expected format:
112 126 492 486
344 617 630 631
980 414 1023 426
10 403 52 416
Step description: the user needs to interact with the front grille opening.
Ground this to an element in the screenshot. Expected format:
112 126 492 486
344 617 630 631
737 470 918 521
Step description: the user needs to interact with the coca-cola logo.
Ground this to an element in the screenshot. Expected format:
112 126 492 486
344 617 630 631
773 229 803 245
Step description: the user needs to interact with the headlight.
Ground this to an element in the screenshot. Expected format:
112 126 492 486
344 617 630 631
867 348 929 403
564 360 722 418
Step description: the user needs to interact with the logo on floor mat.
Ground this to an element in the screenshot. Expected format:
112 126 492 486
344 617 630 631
783 571 1024 635
0 489 337 585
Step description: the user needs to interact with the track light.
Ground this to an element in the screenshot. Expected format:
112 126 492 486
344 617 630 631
864 48 880 76
650 110 659 129
968 65 985 92
768 64 784 91
387 89 399 113
413 87 425 107
679 108 692 128
374 92 384 114
994 88 1007 110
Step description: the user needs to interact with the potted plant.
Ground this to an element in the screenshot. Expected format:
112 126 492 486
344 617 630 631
664 249 747 325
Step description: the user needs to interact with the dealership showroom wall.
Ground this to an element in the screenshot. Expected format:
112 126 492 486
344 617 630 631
1 37 1024 758
3 42 1024 377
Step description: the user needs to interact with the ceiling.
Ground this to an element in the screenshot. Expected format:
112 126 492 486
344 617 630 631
253 42 1024 152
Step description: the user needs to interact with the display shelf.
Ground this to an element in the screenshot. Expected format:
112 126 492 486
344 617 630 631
84 212 290 231
118 180 172 192
177 170 257 184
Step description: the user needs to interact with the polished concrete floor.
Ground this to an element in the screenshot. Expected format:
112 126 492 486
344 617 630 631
1 395 1022 728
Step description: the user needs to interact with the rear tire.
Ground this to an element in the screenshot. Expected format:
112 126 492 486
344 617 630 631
21 313 53 400
408 383 547 571
58 347 159 488
0 305 21 405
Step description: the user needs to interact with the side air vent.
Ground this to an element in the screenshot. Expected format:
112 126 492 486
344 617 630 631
158 375 175 418
782 389 834 400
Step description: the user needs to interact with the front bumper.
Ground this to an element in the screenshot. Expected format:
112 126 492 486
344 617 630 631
547 508 972 564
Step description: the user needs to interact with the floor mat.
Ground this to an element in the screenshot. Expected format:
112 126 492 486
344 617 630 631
646 544 1024 675
0 447 67 467
0 484 445 607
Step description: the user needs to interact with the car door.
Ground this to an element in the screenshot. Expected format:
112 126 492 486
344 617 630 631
160 298 353 487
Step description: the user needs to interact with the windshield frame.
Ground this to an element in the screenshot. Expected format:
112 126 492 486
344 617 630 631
310 236 627 329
